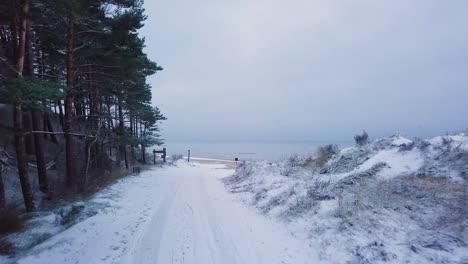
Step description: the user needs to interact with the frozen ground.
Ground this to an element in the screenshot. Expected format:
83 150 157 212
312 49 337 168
225 134 468 263
2 133 467 264
2 162 317 264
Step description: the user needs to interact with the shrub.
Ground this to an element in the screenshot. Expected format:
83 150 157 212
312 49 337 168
354 131 369 146
315 144 338 167
287 155 303 167
0 240 14 255
56 205 85 226
171 154 184 162
0 205 24 235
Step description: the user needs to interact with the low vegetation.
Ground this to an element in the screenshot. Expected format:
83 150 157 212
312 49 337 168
0 205 24 235
225 133 468 263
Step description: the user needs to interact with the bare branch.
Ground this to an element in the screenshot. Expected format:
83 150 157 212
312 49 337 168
76 30 108 35
23 131 97 138
0 56 20 75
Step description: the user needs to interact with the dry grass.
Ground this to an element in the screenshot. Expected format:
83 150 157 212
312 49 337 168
335 174 468 233
83 169 132 199
302 144 338 168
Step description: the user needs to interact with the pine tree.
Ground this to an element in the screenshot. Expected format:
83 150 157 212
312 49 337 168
0 0 165 209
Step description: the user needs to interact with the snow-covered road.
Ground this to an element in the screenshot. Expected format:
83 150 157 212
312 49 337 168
15 163 317 264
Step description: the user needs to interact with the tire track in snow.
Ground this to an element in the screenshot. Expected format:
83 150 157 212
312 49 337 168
130 181 181 264
13 164 318 264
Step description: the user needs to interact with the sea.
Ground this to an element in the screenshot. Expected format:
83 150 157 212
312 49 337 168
155 141 353 162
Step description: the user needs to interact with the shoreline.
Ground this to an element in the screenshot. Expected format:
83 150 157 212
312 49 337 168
187 157 239 169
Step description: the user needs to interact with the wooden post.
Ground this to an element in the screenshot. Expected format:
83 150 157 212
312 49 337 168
187 150 190 162
153 149 156 164
163 148 166 163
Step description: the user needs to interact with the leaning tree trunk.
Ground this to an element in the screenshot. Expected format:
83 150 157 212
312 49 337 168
13 0 35 212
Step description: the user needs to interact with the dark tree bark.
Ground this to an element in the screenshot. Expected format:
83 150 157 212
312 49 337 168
135 115 139 139
23 111 34 155
106 96 114 129
25 20 49 194
45 114 58 144
13 0 35 212
117 95 128 169
57 100 64 128
65 10 76 189
142 145 146 164
130 110 135 160
123 145 128 169
31 111 48 193
14 105 35 212
105 97 113 156
0 169 5 209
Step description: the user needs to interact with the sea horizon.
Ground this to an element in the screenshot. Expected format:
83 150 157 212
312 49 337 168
155 140 354 161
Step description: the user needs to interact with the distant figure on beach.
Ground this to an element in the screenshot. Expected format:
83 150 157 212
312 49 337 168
235 157 238 164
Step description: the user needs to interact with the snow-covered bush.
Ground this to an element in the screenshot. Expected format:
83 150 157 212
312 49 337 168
354 130 369 146
225 133 468 263
315 144 338 167
171 154 184 162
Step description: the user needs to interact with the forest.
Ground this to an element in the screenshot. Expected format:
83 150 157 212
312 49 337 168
0 0 165 213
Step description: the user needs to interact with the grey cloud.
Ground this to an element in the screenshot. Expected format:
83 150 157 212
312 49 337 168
141 0 468 141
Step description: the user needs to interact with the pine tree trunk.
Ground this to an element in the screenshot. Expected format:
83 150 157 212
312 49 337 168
124 145 128 169
117 96 128 169
45 114 58 144
106 96 113 129
0 169 5 209
14 0 35 212
31 111 48 193
15 1 27 76
105 97 113 157
25 20 49 194
42 103 48 140
14 104 35 212
129 111 135 160
57 100 64 128
142 144 146 164
65 11 76 189
23 111 34 155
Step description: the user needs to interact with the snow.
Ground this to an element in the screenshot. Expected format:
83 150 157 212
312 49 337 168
2 133 468 264
224 134 468 263
429 133 468 151
391 135 413 146
185 157 236 163
5 162 317 264
357 148 423 179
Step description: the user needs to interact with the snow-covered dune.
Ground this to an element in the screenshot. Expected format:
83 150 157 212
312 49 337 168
224 134 468 263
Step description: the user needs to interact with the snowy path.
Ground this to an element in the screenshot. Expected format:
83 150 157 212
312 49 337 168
15 163 317 264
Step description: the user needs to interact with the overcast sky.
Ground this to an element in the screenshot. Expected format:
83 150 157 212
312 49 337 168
140 0 468 142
